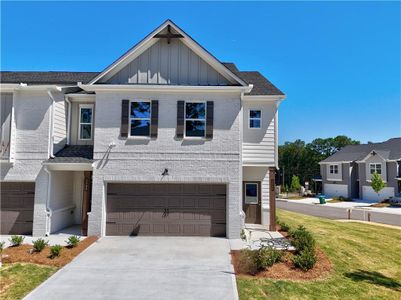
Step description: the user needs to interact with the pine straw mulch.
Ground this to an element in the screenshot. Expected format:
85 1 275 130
231 248 331 281
2 236 98 267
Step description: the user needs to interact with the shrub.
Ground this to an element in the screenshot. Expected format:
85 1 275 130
9 235 24 247
257 246 283 269
66 235 80 248
290 175 301 192
32 238 49 252
291 225 316 253
238 249 259 275
0 241 5 252
293 248 317 271
240 230 247 242
50 245 62 258
277 220 291 232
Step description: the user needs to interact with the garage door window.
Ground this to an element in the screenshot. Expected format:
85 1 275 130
130 101 151 137
245 183 258 204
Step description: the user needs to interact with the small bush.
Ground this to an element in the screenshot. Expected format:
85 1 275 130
0 241 5 252
257 246 283 269
66 235 80 248
291 225 316 252
9 235 24 247
32 238 49 252
50 245 62 258
293 248 317 271
238 249 259 275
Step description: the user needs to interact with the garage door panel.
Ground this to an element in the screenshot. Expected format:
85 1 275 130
0 182 35 235
106 183 226 237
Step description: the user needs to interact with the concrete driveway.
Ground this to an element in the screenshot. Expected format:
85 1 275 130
25 237 238 300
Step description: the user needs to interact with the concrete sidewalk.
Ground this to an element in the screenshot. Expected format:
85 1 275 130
277 199 401 227
24 237 238 300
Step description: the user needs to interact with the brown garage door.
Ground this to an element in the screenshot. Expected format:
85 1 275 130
0 182 35 235
106 183 226 237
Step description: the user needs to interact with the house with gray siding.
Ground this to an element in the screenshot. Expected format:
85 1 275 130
319 138 401 201
0 20 285 238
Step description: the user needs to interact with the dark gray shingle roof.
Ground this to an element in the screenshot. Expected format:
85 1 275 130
321 138 401 163
1 63 283 96
47 145 93 163
0 71 98 85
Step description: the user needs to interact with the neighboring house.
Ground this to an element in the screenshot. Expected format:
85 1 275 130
319 138 401 201
0 20 285 238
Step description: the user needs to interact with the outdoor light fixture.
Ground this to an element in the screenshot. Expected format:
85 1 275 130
162 168 169 176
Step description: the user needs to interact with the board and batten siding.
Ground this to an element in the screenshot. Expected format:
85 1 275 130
105 39 232 86
242 101 277 165
53 94 67 154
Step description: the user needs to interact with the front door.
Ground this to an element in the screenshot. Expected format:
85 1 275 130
243 182 261 224
81 171 92 236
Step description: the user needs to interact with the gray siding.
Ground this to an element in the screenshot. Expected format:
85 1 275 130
386 161 399 190
105 39 232 86
321 163 349 185
1 93 13 159
53 94 67 153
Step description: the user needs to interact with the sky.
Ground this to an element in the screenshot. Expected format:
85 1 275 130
1 1 400 144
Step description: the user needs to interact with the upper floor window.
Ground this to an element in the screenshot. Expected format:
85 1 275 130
329 165 339 174
79 104 93 140
185 102 205 137
249 110 261 128
370 163 382 174
130 101 151 137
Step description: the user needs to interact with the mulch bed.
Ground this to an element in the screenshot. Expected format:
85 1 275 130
231 248 331 281
2 236 98 267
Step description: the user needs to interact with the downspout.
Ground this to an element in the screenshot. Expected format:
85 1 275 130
65 96 72 145
47 90 55 158
43 165 53 236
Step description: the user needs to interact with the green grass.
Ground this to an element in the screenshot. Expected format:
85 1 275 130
237 209 401 300
0 263 58 300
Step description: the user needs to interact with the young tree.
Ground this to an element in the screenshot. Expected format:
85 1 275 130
290 175 301 192
371 172 386 199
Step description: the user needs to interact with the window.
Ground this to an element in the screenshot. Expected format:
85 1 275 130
129 101 151 137
79 105 93 140
245 183 258 204
249 110 261 128
370 163 382 175
185 102 206 137
329 165 339 174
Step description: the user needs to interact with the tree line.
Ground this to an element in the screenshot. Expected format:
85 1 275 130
278 135 360 187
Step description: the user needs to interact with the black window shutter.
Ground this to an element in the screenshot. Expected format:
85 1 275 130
206 101 214 139
121 99 129 138
150 100 159 138
176 101 185 138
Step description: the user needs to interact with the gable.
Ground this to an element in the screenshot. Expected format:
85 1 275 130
103 38 232 86
90 20 246 86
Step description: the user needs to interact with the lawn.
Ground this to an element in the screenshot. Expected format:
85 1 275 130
237 209 401 300
0 263 57 300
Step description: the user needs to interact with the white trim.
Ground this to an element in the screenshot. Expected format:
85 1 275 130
43 162 93 171
243 95 286 102
78 104 94 140
78 83 252 93
319 161 352 165
128 100 151 138
184 101 206 138
88 20 248 86
248 109 262 129
327 178 343 182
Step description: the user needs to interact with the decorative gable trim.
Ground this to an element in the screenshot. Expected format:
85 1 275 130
356 150 387 163
88 20 248 87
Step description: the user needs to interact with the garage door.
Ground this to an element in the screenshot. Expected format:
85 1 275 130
0 182 35 235
106 183 226 237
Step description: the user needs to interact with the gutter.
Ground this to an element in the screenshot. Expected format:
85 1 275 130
78 82 253 93
43 166 53 236
47 90 56 158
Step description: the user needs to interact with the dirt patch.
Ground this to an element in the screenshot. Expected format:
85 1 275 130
231 248 331 281
2 236 98 267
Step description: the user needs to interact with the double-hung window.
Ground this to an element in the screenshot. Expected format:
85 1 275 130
329 165 339 174
185 102 206 137
370 163 382 175
129 101 151 137
79 104 93 140
249 110 261 128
